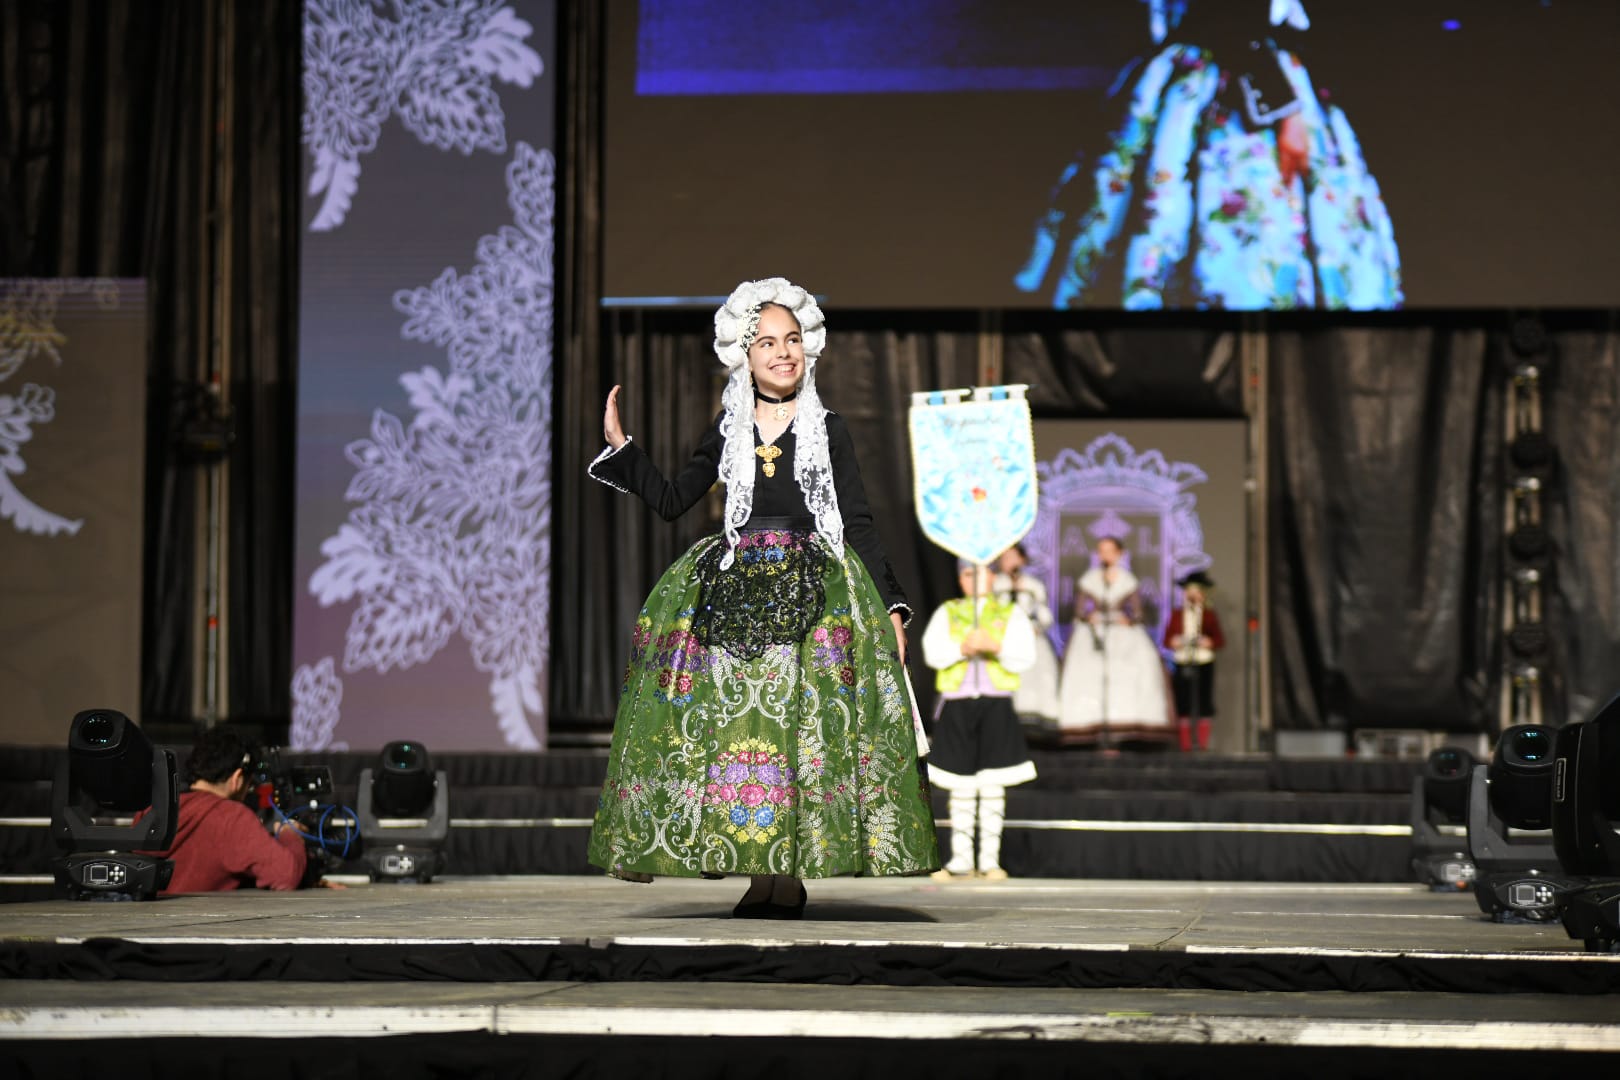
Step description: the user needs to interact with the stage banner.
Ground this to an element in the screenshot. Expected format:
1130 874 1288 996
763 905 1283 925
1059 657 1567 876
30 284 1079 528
908 385 1038 565
0 280 147 745
292 1 556 751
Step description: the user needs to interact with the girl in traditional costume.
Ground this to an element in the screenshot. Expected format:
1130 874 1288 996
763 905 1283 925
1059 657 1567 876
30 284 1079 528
1058 537 1171 746
586 278 937 916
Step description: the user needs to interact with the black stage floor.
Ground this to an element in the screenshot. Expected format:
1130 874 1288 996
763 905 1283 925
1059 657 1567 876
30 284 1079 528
3 877 1616 1077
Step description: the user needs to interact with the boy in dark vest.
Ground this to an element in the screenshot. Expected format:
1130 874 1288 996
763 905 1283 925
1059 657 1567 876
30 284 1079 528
1163 571 1225 751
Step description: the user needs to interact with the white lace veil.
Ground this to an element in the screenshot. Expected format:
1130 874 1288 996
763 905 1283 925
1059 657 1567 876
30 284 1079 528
712 277 843 570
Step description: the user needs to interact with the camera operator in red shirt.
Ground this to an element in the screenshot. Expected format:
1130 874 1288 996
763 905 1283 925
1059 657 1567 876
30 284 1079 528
138 728 309 893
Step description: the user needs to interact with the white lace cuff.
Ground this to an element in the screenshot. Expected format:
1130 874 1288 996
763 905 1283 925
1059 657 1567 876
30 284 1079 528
587 437 635 494
888 601 914 628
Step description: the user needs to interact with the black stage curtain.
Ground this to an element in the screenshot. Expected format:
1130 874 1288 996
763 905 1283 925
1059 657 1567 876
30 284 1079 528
1268 319 1620 732
0 0 301 728
1542 321 1620 725
1002 315 1245 418
1267 327 1506 731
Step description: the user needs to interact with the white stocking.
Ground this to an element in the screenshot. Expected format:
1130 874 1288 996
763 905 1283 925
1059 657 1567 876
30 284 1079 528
977 786 1007 873
945 789 977 874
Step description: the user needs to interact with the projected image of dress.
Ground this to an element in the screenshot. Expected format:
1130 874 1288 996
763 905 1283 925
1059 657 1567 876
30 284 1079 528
1014 0 1402 310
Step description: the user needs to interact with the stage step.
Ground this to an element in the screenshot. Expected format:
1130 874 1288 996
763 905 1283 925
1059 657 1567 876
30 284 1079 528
2 878 1613 994
5 979 1617 1050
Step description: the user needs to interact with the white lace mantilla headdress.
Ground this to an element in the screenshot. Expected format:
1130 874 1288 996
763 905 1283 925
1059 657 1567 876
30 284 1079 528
712 277 842 570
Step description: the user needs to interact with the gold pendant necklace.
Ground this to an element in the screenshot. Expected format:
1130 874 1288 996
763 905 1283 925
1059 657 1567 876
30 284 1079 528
755 443 783 478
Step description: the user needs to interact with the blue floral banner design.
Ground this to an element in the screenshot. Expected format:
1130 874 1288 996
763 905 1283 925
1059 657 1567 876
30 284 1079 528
908 387 1038 566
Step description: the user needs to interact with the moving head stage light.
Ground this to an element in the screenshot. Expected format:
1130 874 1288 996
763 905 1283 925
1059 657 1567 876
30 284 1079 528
50 710 178 900
1467 724 1580 922
1551 693 1620 952
1409 747 1476 891
357 741 449 883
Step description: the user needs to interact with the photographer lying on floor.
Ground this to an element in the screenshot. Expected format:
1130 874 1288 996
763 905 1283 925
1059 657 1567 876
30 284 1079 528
138 728 333 893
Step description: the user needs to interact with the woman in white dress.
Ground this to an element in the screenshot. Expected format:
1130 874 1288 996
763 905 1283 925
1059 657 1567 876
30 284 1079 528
1058 537 1171 746
993 544 1061 728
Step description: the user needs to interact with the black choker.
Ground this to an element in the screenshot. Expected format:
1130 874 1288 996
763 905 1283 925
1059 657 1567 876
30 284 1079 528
755 387 798 420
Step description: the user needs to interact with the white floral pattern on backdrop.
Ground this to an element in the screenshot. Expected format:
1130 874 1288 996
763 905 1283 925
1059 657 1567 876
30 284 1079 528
0 278 122 538
302 0 544 231
298 142 555 750
290 656 347 752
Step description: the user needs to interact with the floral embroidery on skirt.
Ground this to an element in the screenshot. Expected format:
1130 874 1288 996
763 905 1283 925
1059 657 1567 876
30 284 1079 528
588 529 939 880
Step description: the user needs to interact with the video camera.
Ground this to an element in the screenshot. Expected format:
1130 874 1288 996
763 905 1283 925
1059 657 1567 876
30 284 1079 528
248 746 355 884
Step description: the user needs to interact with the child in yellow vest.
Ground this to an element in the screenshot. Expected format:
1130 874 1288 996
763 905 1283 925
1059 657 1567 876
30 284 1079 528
922 560 1039 879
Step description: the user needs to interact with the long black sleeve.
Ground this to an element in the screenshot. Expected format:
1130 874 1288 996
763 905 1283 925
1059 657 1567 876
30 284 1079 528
587 413 724 521
826 412 912 624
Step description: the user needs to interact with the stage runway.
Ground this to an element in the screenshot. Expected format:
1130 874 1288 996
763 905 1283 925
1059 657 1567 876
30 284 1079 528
0 875 1591 956
3 876 1617 1061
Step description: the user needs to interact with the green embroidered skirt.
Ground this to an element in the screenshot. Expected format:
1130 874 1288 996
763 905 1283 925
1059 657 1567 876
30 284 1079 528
588 526 939 880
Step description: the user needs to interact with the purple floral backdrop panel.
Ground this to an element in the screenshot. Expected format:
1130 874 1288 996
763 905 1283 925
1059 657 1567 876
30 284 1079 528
292 1 557 752
0 280 147 745
1029 421 1250 730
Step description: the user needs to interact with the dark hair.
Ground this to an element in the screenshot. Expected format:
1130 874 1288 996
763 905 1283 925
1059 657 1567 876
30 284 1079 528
1096 536 1126 555
185 727 255 785
749 301 801 343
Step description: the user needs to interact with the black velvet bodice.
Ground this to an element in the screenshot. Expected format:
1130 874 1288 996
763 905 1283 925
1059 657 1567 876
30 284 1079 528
588 411 909 619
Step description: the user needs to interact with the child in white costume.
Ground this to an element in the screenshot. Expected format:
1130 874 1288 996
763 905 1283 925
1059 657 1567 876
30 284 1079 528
923 561 1040 879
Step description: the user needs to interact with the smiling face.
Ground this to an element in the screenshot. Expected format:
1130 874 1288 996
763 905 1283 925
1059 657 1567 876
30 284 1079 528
1096 537 1123 567
747 303 805 398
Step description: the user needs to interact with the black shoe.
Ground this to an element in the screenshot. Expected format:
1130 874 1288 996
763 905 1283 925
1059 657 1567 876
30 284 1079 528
732 881 806 920
775 881 808 920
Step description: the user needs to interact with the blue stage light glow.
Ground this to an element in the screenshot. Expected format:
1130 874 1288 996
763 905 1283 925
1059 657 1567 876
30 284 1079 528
635 0 1122 96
